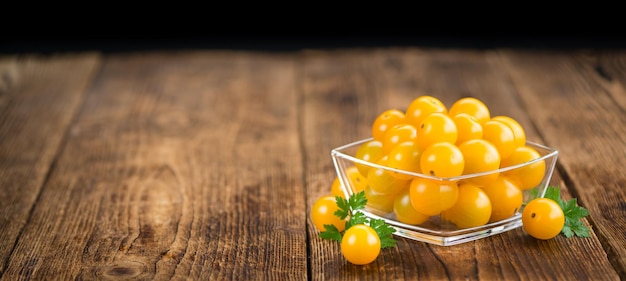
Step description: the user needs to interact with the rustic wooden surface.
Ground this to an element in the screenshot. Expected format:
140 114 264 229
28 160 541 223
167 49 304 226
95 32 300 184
0 48 624 280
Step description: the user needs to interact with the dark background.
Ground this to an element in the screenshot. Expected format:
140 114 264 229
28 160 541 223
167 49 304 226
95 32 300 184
3 6 626 54
3 34 626 54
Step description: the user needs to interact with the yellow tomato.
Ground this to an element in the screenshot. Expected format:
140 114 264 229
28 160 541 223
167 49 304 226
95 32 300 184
311 196 346 232
522 198 565 240
420 142 465 178
393 187 430 225
341 224 381 265
364 185 395 214
501 146 546 190
382 124 418 154
482 120 516 159
453 113 483 145
481 175 523 223
492 116 526 148
330 177 345 198
367 156 410 195
372 109 406 142
417 112 458 149
409 177 459 216
448 97 491 124
386 141 422 180
458 139 501 186
354 140 385 176
405 95 448 128
346 166 368 193
441 183 492 229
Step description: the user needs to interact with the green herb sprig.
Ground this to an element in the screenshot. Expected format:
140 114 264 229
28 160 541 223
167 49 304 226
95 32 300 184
319 191 397 248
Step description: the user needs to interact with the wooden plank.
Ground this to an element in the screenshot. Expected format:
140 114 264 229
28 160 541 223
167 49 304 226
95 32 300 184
302 48 620 280
0 54 100 273
582 51 626 112
301 50 389 280
1 51 306 280
498 50 626 279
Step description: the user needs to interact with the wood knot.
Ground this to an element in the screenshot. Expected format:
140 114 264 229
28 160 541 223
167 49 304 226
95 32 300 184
106 266 137 277
95 261 146 280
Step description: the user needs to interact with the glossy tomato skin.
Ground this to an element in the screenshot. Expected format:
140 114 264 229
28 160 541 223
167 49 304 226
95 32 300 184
372 109 405 142
364 185 395 213
354 140 385 176
482 120 516 159
420 142 465 178
448 97 491 124
330 177 344 199
382 124 418 154
331 166 368 198
492 115 526 148
458 139 501 186
341 224 381 265
409 178 458 216
394 187 429 225
522 198 565 240
441 183 492 229
346 166 368 193
367 156 410 196
417 112 458 149
311 196 346 232
453 113 483 145
386 141 422 180
502 146 546 190
405 95 448 128
481 175 523 223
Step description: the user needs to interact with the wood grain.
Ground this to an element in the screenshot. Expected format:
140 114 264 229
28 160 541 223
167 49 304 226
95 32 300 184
301 50 387 281
1 51 307 280
1 48 624 280
499 50 626 279
302 48 620 280
0 54 101 273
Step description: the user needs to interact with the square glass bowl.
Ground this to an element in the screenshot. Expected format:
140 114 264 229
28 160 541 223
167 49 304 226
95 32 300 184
331 138 559 246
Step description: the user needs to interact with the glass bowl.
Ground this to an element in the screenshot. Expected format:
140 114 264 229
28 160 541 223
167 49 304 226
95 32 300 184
331 138 559 246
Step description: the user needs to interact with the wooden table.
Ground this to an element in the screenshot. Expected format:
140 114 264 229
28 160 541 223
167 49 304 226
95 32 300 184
1 47 624 280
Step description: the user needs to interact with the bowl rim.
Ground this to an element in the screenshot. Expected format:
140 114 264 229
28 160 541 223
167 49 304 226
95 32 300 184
331 137 559 182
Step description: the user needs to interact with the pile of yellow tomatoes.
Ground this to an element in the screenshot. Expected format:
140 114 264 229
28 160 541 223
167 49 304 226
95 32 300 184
331 96 547 229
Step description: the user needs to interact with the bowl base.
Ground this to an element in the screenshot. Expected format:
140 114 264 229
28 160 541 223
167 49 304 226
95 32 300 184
362 210 524 246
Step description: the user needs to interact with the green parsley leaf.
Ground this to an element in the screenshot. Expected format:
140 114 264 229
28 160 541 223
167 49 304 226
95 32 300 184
319 224 343 242
346 212 368 229
348 191 368 212
563 198 590 221
334 196 351 220
543 186 561 202
318 190 397 250
529 188 539 200
543 186 591 238
369 218 397 248
567 220 591 238
561 224 574 238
